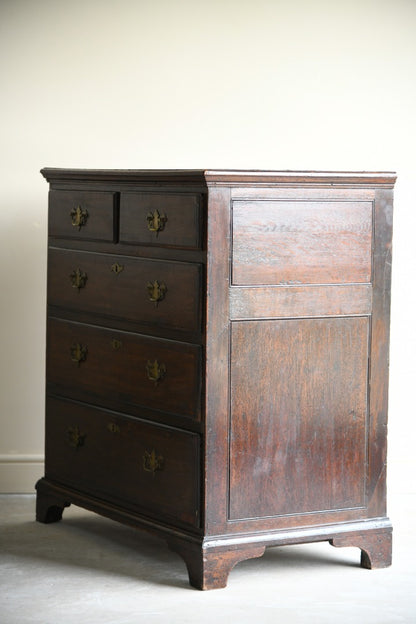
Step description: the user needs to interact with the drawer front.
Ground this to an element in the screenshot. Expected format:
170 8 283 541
232 200 373 285
120 192 202 249
45 397 200 528
48 248 202 333
47 318 201 420
49 190 116 242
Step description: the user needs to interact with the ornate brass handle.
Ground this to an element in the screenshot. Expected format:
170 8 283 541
147 209 167 236
147 280 167 306
143 449 164 474
70 206 89 230
70 268 87 291
146 359 166 386
70 343 88 366
67 426 86 449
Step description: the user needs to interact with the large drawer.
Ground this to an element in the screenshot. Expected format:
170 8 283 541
120 192 203 249
49 190 116 242
45 397 200 528
48 248 202 333
47 318 202 420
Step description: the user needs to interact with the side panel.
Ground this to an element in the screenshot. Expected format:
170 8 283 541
205 183 393 536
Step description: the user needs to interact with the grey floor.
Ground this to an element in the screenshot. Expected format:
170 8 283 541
0 494 414 624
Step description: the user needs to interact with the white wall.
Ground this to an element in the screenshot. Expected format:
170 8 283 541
1 0 415 493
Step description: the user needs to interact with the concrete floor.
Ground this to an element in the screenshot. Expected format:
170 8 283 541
0 494 414 623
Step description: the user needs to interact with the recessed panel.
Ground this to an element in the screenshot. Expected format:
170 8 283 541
232 201 372 285
229 317 369 520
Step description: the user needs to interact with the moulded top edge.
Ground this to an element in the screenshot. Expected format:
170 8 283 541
40 168 397 188
203 170 397 187
40 168 208 184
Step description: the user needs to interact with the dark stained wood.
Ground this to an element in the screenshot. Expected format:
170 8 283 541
229 317 369 520
41 168 396 188
47 318 202 420
37 168 395 589
48 248 203 333
232 200 373 285
41 168 209 186
49 190 116 242
230 283 372 319
120 192 202 249
45 397 200 528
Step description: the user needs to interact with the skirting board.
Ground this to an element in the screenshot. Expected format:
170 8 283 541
0 455 44 493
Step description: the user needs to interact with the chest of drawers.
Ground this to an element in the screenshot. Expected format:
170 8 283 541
36 169 395 589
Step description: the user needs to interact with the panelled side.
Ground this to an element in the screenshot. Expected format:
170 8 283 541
226 187 382 533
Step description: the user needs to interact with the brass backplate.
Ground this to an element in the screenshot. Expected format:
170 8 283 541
70 206 89 230
147 209 167 235
143 449 164 474
146 280 167 306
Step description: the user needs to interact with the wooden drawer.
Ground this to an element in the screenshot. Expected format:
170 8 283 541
47 318 202 420
120 192 202 249
45 397 200 528
48 248 202 333
49 190 116 242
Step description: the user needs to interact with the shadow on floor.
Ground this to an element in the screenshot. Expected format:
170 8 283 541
0 503 359 590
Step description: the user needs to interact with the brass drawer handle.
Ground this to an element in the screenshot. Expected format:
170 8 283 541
67 426 86 449
147 280 167 306
111 262 124 274
146 359 166 386
70 343 88 366
147 209 167 235
143 449 164 474
70 205 89 230
70 268 87 291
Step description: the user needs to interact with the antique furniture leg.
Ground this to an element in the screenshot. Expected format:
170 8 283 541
35 478 71 524
330 529 392 569
168 538 266 590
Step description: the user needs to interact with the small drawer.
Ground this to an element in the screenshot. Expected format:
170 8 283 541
49 190 116 242
45 397 200 528
48 248 202 333
120 192 202 249
47 318 202 420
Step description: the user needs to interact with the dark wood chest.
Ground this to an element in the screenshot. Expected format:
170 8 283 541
36 169 395 589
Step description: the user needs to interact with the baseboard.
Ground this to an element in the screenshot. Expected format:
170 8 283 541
0 455 44 493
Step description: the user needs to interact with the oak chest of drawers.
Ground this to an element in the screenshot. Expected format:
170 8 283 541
36 169 395 589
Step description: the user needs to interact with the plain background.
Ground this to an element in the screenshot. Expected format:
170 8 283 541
0 0 415 503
